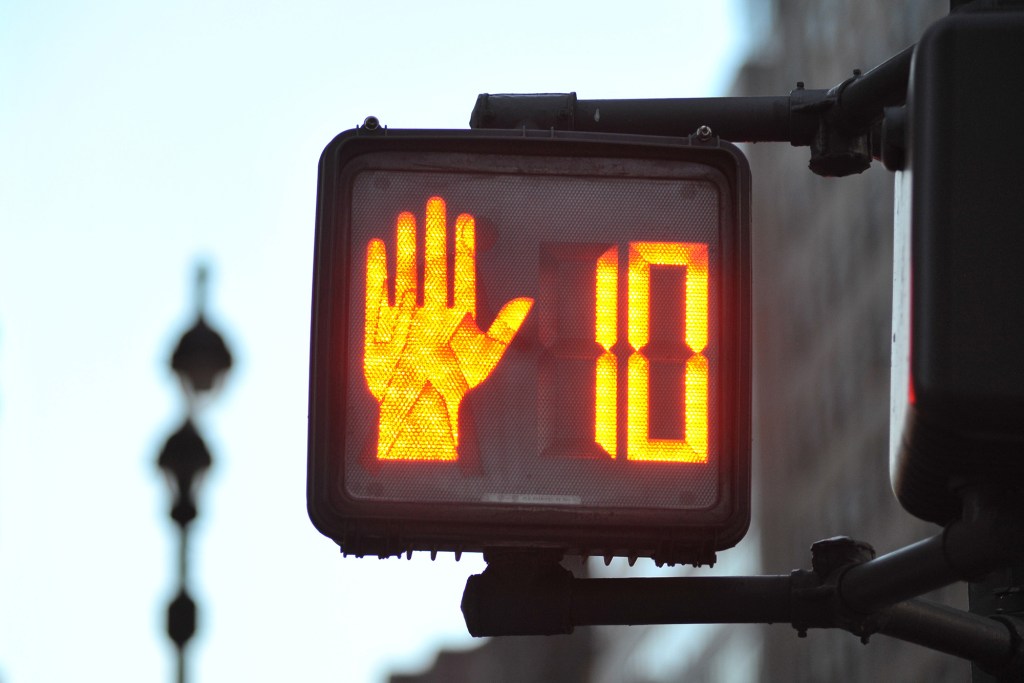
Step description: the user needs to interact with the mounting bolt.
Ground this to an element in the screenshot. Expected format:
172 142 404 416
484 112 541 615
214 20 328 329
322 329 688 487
996 586 1024 614
696 125 713 141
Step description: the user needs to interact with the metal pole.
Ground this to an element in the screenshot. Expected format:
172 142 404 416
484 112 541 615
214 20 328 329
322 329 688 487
839 533 971 611
179 526 189 586
176 647 185 683
838 516 1024 613
463 514 1024 674
470 43 915 146
831 44 914 134
462 565 1022 673
571 575 791 626
176 527 190 683
569 97 797 142
574 575 791 626
157 264 232 683
470 92 819 144
875 599 1015 675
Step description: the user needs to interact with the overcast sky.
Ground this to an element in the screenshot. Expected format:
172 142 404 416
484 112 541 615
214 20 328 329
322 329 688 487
0 2 750 681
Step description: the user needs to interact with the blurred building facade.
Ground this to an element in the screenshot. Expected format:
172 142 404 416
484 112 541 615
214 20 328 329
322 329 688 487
393 1 966 681
734 0 956 680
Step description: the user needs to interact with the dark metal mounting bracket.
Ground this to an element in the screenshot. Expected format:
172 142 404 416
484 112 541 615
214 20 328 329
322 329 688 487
461 512 1024 678
469 44 914 178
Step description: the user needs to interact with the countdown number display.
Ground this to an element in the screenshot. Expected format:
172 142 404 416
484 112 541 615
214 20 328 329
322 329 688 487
308 130 751 564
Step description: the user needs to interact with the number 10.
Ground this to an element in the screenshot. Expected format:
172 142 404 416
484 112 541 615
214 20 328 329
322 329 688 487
595 242 709 463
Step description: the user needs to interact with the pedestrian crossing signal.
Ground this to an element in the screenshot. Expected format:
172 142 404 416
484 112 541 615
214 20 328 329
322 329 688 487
308 128 751 566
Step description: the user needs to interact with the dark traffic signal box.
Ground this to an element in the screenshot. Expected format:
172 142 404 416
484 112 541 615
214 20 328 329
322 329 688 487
891 10 1024 524
308 129 751 565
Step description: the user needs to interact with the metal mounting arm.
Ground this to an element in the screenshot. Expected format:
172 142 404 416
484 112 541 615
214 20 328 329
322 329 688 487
462 565 1022 676
461 513 1024 678
469 43 914 178
471 92 821 145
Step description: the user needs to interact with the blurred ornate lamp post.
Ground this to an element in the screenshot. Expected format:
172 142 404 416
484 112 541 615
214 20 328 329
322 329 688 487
157 265 232 683
170 266 233 401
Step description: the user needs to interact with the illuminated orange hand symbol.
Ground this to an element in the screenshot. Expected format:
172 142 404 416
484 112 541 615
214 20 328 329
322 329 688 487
364 197 534 461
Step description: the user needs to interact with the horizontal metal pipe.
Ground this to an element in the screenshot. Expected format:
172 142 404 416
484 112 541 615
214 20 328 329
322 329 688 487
470 92 814 144
835 44 914 132
840 517 1024 612
469 45 915 149
464 565 1024 672
571 575 792 626
840 534 956 611
571 97 794 142
876 599 1015 673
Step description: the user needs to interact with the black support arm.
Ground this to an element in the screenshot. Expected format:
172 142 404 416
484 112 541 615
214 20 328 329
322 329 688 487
461 562 1022 676
461 514 1024 676
469 42 915 177
470 92 821 145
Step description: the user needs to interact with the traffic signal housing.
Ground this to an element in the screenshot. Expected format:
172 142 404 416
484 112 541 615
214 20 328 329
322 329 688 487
890 11 1024 524
308 128 751 565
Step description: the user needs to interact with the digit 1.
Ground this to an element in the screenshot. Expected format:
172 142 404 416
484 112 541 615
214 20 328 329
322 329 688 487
595 247 618 458
625 242 709 463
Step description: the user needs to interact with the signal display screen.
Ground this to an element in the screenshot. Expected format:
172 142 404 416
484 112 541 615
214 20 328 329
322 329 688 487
346 165 721 510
